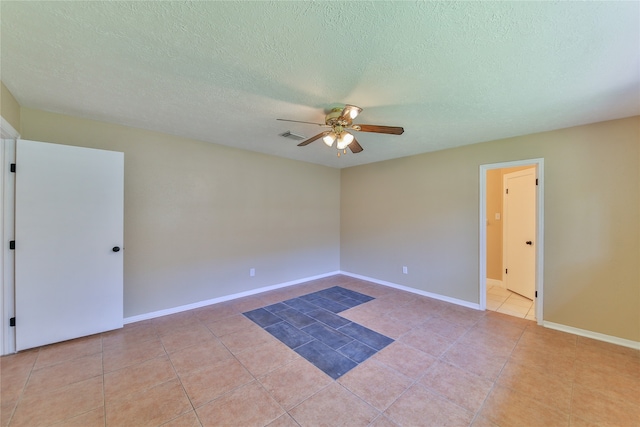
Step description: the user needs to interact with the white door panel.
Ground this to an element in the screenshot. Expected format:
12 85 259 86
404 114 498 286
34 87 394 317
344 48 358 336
15 139 123 351
503 169 536 300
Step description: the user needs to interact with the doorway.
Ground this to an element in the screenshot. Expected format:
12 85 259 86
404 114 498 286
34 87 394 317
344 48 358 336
479 159 544 324
0 135 124 354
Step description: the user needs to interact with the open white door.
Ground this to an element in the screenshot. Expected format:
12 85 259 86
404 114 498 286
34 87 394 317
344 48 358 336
15 139 123 351
503 168 536 300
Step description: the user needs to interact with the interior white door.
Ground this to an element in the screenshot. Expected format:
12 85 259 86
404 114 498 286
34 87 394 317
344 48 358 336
503 168 536 300
15 139 124 351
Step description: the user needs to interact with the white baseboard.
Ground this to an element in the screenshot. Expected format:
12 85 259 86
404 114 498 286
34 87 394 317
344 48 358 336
543 321 640 350
123 271 341 324
486 278 504 288
122 270 638 352
339 271 481 310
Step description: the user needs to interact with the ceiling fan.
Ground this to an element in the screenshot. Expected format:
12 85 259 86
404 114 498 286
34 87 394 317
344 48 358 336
277 105 404 156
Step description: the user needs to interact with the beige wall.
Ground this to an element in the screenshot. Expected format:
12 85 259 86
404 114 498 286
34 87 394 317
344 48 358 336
486 165 535 281
12 104 640 342
1 82 21 133
341 116 640 342
20 108 341 317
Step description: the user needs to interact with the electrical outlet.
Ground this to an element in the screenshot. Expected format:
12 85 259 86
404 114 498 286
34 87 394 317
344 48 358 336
402 266 408 274
250 268 255 277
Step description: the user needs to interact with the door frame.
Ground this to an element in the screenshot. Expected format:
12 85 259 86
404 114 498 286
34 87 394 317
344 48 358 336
1 116 19 355
479 158 544 324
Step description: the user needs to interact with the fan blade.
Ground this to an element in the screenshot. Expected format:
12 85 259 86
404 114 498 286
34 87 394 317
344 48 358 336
297 132 328 146
277 118 327 126
355 124 404 135
348 138 364 153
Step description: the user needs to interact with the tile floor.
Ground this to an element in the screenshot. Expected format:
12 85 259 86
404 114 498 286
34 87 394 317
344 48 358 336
486 285 536 321
244 286 393 379
1 275 639 426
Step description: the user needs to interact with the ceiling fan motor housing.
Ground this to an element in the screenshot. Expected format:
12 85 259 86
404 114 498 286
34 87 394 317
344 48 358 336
325 107 351 127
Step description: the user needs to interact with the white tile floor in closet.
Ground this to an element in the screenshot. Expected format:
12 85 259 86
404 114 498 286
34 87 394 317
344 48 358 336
486 285 536 321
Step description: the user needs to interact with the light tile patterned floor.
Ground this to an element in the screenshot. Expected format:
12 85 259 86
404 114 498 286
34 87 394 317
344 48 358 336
486 285 536 321
1 275 638 426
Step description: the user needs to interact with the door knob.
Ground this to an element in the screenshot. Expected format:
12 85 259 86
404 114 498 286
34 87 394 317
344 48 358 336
525 241 533 245
112 246 121 252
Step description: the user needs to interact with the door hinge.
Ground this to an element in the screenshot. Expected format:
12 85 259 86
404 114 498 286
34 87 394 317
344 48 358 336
9 241 15 250
535 291 538 298
535 178 538 185
9 317 15 327
505 268 508 274
10 163 16 173
505 188 508 194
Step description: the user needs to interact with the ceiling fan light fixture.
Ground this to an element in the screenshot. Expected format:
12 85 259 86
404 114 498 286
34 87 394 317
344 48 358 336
336 132 354 150
323 132 337 147
344 105 362 120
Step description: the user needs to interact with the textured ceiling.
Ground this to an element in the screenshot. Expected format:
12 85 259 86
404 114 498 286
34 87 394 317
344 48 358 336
1 1 638 168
